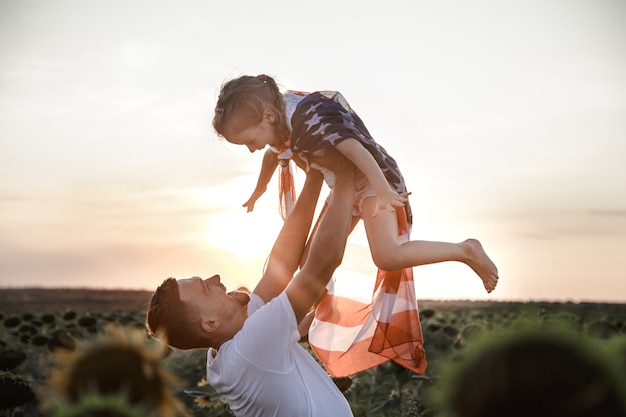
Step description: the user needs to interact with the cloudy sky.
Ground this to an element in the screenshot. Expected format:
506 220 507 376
1 0 625 302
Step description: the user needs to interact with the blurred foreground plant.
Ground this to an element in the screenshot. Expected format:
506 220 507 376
436 322 626 417
41 325 190 417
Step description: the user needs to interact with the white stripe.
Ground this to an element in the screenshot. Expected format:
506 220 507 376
309 316 377 352
370 283 418 323
326 268 375 304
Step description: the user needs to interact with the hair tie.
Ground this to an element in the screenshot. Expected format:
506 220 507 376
257 74 268 83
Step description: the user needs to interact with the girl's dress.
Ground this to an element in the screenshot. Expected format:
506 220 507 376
276 90 427 377
282 91 412 225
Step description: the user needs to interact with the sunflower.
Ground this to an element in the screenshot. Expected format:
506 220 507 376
0 370 35 410
185 378 230 412
42 324 189 417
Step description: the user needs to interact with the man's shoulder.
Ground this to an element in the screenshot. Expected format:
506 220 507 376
247 292 265 316
247 292 292 318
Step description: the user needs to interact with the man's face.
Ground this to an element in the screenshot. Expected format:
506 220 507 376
177 275 250 316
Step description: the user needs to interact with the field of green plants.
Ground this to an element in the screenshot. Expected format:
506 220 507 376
2 299 625 416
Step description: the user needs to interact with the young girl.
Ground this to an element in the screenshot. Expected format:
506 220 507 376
213 73 500 376
212 74 499 294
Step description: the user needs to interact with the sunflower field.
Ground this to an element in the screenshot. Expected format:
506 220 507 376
1 294 626 416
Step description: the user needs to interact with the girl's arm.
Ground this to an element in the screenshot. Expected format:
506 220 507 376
335 138 406 217
244 149 279 212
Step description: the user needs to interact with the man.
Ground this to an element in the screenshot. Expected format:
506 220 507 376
146 150 357 416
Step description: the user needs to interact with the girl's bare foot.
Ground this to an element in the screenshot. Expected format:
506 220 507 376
463 239 499 293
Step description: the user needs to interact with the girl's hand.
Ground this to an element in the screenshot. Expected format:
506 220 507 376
372 188 408 217
243 197 257 212
243 189 266 212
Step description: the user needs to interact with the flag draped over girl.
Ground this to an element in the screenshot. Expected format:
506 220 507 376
309 206 426 377
277 91 427 377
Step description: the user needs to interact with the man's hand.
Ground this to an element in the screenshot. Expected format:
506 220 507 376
372 188 409 217
308 148 356 177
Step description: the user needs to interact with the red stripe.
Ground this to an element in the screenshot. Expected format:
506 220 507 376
315 293 371 328
279 164 297 218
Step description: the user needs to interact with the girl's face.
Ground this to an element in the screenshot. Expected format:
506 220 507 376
225 109 281 153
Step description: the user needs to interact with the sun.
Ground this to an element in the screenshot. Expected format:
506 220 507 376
203 207 283 260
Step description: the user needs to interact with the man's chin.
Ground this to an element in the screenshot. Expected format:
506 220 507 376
230 291 251 305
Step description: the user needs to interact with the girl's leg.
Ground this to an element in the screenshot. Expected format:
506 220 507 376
361 196 499 293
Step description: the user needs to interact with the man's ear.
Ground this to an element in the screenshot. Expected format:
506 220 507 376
263 108 276 124
201 319 219 334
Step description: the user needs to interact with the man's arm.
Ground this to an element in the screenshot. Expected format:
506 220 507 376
252 168 324 303
286 152 356 323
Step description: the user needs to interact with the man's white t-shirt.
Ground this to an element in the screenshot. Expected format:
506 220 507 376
206 292 353 417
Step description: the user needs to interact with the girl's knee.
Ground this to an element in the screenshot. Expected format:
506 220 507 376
371 248 403 271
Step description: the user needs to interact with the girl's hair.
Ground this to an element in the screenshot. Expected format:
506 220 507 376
213 74 290 145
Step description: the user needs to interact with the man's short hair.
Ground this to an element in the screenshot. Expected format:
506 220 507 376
146 277 205 350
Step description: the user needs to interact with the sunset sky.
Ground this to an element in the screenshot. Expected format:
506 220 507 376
1 0 625 302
